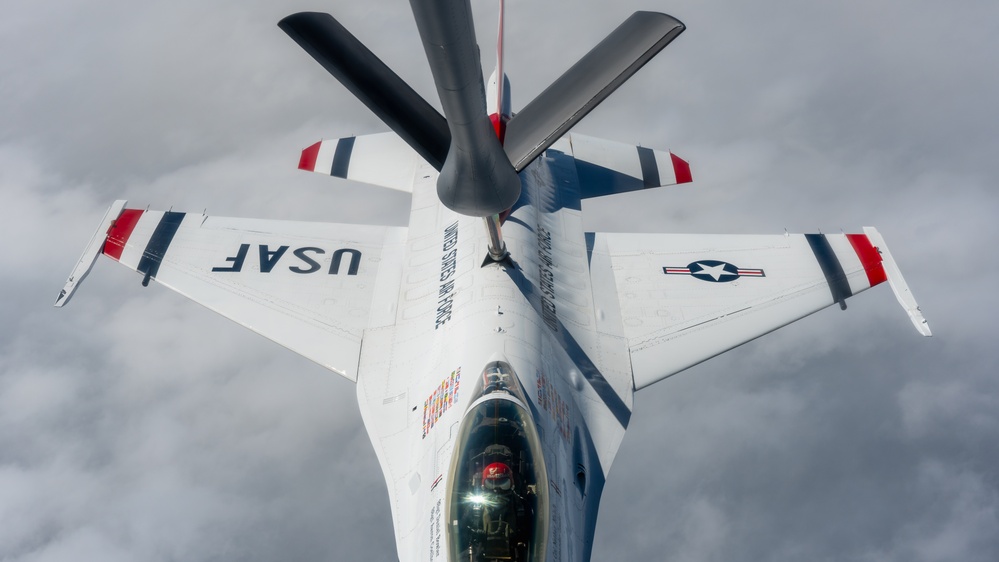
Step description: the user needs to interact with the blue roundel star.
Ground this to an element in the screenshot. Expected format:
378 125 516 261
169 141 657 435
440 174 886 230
663 261 766 282
689 260 740 282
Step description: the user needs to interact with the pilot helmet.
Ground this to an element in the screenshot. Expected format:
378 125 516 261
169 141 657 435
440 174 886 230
482 462 513 491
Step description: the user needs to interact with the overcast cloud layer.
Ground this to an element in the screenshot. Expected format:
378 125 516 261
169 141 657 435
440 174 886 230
2 1 997 561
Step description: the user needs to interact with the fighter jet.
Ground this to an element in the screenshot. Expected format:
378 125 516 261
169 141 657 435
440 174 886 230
56 1 930 561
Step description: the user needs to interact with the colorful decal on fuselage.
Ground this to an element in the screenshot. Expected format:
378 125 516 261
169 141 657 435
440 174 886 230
663 260 765 283
422 368 461 438
435 221 459 329
537 371 570 441
212 244 361 275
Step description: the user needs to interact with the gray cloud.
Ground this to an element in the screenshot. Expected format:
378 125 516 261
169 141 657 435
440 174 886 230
2 0 996 560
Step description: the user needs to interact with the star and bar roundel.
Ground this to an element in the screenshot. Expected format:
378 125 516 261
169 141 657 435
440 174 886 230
663 260 765 283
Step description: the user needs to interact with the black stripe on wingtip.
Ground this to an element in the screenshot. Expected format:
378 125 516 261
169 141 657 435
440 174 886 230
137 211 185 284
331 136 356 179
637 146 660 188
805 233 852 307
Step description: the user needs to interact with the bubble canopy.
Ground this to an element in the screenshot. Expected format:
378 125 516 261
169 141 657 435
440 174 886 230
446 361 549 562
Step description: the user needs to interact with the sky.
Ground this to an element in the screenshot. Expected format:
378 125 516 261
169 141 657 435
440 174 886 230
2 0 997 560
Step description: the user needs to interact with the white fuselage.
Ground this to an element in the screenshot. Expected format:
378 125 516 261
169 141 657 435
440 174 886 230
355 141 634 562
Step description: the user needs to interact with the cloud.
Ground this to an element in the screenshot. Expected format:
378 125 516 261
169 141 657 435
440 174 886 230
3 0 997 561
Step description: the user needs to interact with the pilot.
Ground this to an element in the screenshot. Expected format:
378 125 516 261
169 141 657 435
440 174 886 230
482 462 513 492
481 462 517 543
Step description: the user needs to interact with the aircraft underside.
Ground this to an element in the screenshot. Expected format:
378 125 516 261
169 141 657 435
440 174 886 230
56 2 930 562
355 148 627 562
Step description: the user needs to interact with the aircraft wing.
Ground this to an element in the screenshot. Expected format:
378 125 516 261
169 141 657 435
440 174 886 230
587 229 930 389
56 201 407 381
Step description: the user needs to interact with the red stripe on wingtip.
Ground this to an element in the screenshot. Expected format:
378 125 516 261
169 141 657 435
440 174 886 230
103 209 143 261
670 153 692 184
299 141 322 171
846 233 887 287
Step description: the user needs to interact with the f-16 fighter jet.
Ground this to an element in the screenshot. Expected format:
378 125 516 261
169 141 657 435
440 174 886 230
57 2 930 561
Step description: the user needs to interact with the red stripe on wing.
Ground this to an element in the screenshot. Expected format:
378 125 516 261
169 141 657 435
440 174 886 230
670 153 692 184
299 141 322 171
102 209 143 261
846 233 888 287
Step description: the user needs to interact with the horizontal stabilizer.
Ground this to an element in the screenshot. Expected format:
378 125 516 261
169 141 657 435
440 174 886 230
279 12 450 170
504 12 685 172
563 133 691 199
298 133 426 193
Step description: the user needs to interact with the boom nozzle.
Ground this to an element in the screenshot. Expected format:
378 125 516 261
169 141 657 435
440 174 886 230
410 0 521 217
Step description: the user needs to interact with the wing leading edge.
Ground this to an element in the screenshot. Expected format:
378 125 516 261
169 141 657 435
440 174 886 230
587 230 930 390
57 201 407 381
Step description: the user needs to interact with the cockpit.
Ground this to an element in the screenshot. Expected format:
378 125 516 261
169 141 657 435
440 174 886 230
446 361 549 562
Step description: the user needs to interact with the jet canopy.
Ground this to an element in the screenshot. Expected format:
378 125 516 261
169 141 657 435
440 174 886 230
446 361 549 562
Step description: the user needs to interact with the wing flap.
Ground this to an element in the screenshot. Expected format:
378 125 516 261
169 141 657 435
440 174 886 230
589 230 926 389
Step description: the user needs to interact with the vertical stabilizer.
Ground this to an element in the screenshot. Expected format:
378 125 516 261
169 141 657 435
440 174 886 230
488 0 511 142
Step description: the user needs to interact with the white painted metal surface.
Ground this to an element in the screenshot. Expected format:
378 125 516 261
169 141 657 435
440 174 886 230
56 4 930 561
